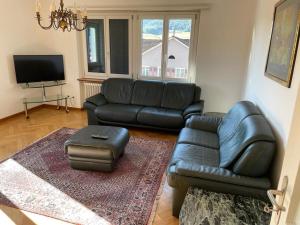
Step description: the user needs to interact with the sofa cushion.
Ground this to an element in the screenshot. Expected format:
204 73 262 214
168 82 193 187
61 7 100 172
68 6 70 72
95 104 142 124
131 80 164 107
218 101 261 145
232 141 275 177
161 82 195 110
171 161 271 189
185 115 223 133
219 115 275 168
170 144 219 168
101 78 134 104
177 128 219 149
137 107 184 128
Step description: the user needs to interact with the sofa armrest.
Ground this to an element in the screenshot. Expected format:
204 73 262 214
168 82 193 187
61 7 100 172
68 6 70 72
85 93 107 106
174 160 270 189
83 102 97 111
183 100 204 119
185 115 223 132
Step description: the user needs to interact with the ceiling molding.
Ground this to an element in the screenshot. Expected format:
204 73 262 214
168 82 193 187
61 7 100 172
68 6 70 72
70 4 212 12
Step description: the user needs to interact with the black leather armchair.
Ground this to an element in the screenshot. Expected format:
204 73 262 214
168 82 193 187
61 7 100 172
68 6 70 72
167 101 276 217
84 78 204 131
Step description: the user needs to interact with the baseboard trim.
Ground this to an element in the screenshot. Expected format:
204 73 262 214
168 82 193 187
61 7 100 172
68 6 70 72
0 104 84 122
0 105 44 122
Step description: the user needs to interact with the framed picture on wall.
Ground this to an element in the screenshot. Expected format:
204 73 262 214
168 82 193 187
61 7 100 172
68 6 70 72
265 0 300 88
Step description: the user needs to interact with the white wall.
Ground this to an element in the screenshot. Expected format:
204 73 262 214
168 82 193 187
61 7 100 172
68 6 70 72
0 0 83 117
196 0 257 112
0 0 59 119
244 0 300 183
38 30 82 109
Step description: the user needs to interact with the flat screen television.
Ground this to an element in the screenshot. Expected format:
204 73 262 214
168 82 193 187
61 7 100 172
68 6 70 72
13 55 65 84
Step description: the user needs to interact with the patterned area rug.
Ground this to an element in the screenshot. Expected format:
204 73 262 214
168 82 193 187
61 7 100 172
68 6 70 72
0 128 175 225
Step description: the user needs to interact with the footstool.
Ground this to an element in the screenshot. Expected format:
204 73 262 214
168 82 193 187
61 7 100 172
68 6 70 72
64 125 129 172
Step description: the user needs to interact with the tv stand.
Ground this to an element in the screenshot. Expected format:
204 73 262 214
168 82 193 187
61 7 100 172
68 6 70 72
22 81 73 119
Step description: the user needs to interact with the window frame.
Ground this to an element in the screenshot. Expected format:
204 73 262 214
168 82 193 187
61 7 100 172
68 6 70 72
105 15 133 78
82 15 107 78
137 15 165 81
164 14 197 83
81 15 133 79
80 11 199 83
136 13 198 83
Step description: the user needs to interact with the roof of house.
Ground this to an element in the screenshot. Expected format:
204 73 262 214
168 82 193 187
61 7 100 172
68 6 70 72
175 37 190 48
142 36 190 53
142 39 162 52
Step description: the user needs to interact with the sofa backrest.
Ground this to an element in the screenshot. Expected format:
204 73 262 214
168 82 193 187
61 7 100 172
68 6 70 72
218 101 261 145
219 115 276 176
101 78 134 104
131 80 164 107
102 78 201 109
161 82 196 110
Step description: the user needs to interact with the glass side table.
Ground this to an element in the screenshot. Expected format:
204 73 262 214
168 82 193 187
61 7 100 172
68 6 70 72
21 82 73 118
23 95 72 118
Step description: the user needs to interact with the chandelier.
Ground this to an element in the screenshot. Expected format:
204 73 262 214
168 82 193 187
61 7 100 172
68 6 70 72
35 0 88 32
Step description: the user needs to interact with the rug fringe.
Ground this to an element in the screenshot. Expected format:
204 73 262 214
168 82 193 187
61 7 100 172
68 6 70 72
147 171 168 225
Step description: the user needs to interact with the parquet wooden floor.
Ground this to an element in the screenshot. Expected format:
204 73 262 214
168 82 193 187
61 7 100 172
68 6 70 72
0 106 179 225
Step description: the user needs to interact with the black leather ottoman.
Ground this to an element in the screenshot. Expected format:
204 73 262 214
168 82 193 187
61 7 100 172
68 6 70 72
64 125 129 172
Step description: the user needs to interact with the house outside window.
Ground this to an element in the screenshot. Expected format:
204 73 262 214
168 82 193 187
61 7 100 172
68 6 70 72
175 68 187 78
142 66 150 76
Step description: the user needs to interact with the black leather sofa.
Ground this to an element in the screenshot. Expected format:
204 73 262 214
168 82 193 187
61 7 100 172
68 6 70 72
167 101 276 217
84 78 204 131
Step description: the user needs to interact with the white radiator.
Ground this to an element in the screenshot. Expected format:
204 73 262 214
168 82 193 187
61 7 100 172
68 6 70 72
83 82 102 99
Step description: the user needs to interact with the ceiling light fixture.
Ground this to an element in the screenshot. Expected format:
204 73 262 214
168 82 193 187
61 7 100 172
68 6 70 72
35 0 88 32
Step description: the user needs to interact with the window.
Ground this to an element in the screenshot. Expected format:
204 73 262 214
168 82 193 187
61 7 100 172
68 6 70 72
83 16 132 77
109 19 129 75
88 27 97 63
138 16 196 81
141 19 163 78
86 19 105 73
166 19 192 80
82 13 198 81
